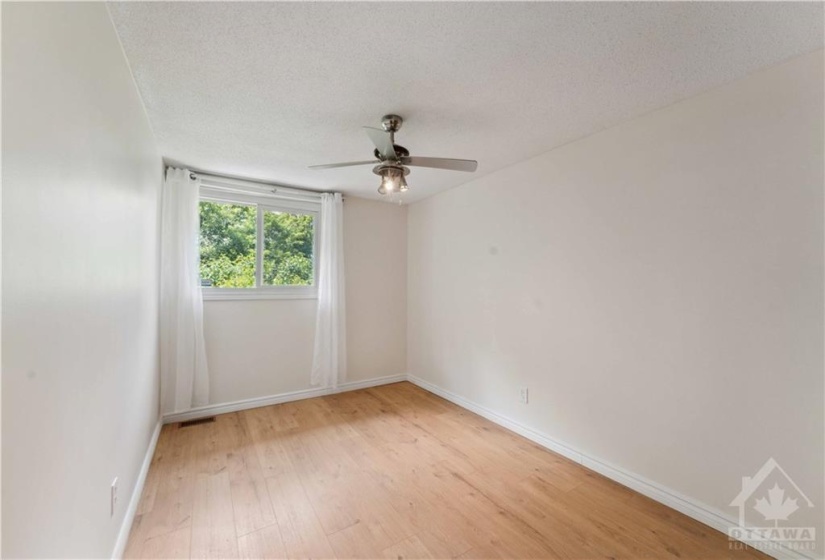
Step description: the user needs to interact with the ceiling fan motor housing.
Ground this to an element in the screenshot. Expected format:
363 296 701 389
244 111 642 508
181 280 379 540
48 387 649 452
373 144 409 162
372 163 410 177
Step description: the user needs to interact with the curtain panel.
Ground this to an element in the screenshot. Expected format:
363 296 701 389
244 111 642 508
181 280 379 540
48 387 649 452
159 167 210 413
311 192 346 389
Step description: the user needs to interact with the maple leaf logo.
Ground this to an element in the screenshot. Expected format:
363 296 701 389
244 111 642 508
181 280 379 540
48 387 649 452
753 484 799 526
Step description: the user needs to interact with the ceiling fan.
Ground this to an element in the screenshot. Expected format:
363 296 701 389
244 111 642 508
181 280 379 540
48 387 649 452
309 114 478 195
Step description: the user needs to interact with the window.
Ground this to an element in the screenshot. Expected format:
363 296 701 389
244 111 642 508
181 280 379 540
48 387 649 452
198 181 319 300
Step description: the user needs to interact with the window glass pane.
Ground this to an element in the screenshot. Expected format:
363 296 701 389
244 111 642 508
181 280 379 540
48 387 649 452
199 200 256 288
263 210 314 286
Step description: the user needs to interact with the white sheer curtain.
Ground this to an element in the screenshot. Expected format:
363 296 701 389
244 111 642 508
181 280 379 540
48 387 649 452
159 167 209 413
311 193 347 389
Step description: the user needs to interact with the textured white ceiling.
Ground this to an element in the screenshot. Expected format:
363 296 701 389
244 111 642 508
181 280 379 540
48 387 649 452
109 2 823 202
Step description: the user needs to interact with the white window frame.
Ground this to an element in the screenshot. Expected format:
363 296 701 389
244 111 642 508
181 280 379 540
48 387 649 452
199 179 321 301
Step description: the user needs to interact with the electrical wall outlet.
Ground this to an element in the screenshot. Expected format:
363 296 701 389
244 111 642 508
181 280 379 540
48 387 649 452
111 477 118 517
519 386 529 404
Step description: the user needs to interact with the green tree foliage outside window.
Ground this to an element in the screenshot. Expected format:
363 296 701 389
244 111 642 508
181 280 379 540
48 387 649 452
199 201 256 287
263 210 314 286
199 201 314 288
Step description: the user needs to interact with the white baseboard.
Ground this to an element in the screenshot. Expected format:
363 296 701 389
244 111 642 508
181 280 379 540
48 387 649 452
111 419 162 560
406 374 817 560
161 373 407 424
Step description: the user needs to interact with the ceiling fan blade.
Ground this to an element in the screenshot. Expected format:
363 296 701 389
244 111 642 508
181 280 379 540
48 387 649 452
364 127 398 160
308 160 377 170
400 156 478 172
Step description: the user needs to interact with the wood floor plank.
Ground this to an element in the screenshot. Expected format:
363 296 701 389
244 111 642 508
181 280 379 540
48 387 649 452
192 413 238 476
123 382 769 560
327 519 385 559
454 545 506 559
124 426 198 554
135 426 173 516
245 408 299 480
237 523 287 560
229 413 278 537
124 526 190 559
265 469 336 559
381 534 437 560
191 470 239 559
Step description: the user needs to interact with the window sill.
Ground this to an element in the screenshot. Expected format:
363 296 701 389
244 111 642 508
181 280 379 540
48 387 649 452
202 289 317 301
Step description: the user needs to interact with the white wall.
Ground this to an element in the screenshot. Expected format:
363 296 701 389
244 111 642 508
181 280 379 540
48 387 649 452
203 196 406 404
408 49 824 545
344 197 408 382
2 3 162 557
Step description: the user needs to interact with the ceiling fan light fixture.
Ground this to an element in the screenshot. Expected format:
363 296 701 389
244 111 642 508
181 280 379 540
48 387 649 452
377 165 407 195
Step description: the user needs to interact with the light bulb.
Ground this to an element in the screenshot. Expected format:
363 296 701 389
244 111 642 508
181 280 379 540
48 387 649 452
377 166 406 195
378 169 395 194
388 169 402 191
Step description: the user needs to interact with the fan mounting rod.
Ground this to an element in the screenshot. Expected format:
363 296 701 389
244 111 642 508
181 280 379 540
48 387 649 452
381 114 403 133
